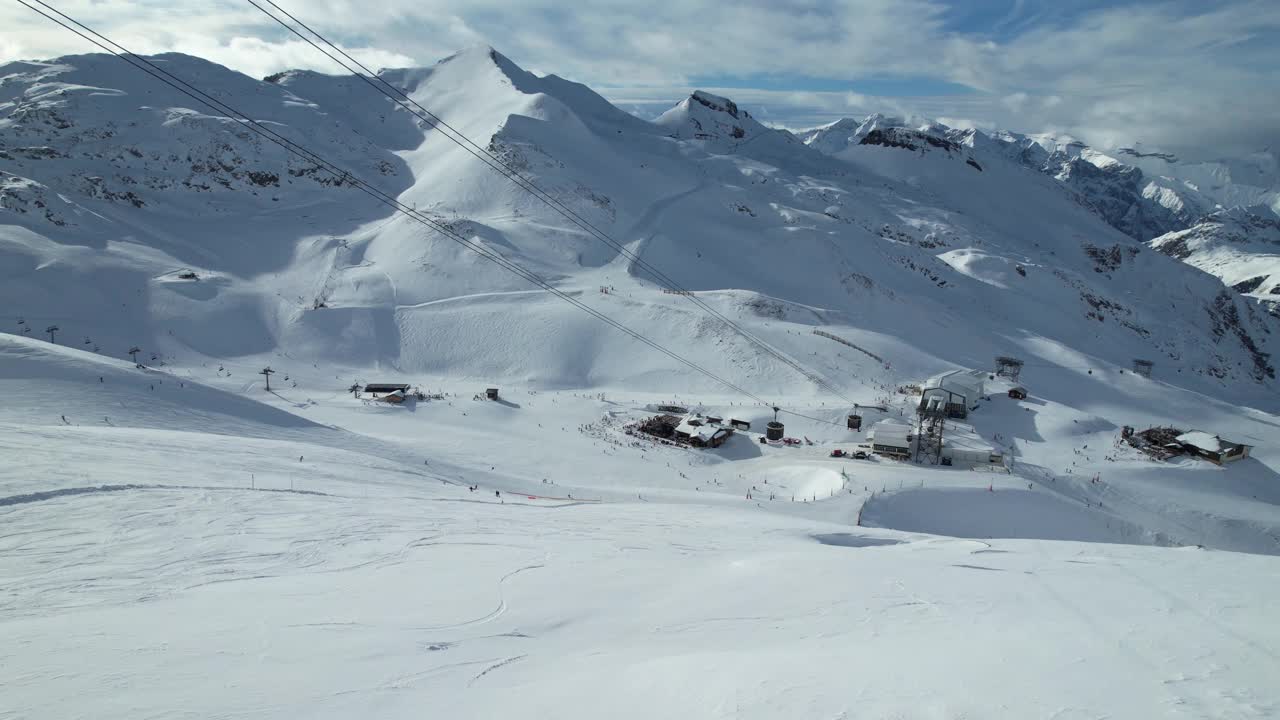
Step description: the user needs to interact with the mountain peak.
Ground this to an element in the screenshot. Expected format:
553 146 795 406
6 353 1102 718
688 91 748 120
427 44 534 85
654 89 769 143
800 113 916 154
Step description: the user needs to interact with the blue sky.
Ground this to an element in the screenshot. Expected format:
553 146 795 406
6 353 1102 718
682 2 1135 97
4 0 1278 158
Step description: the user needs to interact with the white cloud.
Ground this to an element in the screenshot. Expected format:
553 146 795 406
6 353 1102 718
1001 93 1030 112
3 0 1277 159
157 36 416 80
935 116 999 133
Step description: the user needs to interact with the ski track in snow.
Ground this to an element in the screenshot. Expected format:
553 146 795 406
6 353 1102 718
0 483 330 507
396 288 558 310
420 562 545 632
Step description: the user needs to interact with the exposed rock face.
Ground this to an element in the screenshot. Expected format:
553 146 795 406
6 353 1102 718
1046 154 1188 241
655 91 762 143
859 127 962 154
0 54 404 232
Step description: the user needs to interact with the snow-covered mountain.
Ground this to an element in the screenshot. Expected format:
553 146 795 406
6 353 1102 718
1149 206 1280 315
5 46 1280 718
798 113 951 153
1115 146 1280 212
656 91 765 141
1 47 1277 398
802 114 1280 308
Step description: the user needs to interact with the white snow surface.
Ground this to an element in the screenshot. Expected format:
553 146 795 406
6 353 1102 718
3 47 1280 718
3 334 1280 719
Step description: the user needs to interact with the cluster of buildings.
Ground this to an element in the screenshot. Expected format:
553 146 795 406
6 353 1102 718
674 415 736 448
864 419 1003 466
866 367 1004 466
360 383 495 404
638 413 739 448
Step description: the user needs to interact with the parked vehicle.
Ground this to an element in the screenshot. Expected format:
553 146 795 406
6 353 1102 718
853 451 868 460
830 449 846 458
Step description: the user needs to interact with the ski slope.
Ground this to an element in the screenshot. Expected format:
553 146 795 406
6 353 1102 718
7 483 1279 720
3 332 1280 718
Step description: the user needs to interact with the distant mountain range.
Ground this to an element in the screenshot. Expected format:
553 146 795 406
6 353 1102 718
798 114 1280 310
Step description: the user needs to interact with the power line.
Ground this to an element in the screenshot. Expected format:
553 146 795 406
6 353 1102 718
13 0 761 403
243 0 858 406
15 0 854 427
778 408 857 427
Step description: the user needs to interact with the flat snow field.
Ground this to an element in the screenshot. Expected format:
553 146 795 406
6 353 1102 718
2 335 1280 719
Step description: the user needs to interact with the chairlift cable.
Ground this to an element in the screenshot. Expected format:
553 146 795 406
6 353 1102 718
244 0 858 406
16 0 871 424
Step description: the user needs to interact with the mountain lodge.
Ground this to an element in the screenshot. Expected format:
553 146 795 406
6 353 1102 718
1175 432 1252 465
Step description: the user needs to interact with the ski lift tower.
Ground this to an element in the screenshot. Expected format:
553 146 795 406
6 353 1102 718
995 356 1024 382
1132 359 1154 378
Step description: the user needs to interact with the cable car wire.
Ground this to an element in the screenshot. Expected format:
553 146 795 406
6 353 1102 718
15 0 857 428
243 0 858 406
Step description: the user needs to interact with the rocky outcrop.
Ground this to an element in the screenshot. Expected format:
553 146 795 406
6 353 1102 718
859 127 961 154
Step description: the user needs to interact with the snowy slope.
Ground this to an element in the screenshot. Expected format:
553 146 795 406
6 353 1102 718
3 48 1277 405
804 116 1280 316
803 114 1220 242
7 486 1279 720
0 334 456 499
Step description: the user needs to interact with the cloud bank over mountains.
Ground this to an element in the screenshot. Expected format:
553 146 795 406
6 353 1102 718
3 0 1277 160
